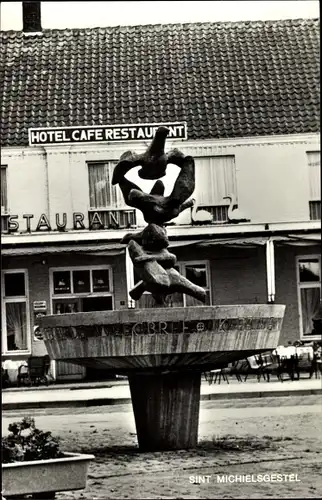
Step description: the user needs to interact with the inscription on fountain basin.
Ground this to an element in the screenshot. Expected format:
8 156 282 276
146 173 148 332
43 317 280 341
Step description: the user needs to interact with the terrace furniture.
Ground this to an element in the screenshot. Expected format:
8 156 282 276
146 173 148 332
17 355 51 387
204 368 229 385
245 355 268 382
267 345 316 381
295 346 315 379
2 367 10 388
228 360 243 382
311 351 322 378
258 352 284 382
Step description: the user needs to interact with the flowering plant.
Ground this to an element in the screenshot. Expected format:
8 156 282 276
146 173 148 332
1 417 63 463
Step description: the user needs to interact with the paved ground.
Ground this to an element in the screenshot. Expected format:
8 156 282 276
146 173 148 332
2 377 321 410
2 395 322 499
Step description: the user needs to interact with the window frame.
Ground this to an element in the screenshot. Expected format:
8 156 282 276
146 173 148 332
49 265 114 313
194 155 237 206
134 259 212 307
193 155 237 223
296 254 321 340
306 151 321 221
179 260 212 306
1 269 31 355
87 161 124 209
1 165 8 213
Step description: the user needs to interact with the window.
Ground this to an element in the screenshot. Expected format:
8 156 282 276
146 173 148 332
135 261 211 309
50 266 114 314
1 270 30 353
1 166 7 212
88 162 136 228
297 256 321 338
194 156 237 222
88 162 124 209
307 152 321 220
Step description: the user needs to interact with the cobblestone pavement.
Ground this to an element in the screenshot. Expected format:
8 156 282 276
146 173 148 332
2 395 322 499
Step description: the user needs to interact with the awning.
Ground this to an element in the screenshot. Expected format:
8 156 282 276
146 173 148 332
195 233 320 248
272 233 321 246
197 237 269 248
2 233 320 256
169 240 202 248
1 243 125 256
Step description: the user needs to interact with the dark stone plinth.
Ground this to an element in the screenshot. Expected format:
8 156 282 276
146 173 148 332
129 371 201 451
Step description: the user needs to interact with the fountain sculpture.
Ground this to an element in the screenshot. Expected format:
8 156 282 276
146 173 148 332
39 127 285 451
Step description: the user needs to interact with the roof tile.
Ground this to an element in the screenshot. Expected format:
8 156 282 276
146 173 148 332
0 19 319 146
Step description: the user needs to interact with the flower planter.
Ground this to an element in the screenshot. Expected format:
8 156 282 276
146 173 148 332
2 452 94 498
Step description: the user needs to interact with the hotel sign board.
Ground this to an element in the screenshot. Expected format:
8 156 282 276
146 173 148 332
28 122 187 146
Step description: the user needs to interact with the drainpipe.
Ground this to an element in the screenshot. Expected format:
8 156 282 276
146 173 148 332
266 240 272 302
125 246 135 309
270 240 276 303
266 239 276 303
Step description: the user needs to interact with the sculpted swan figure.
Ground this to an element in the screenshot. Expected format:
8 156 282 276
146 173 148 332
191 201 213 224
223 194 251 223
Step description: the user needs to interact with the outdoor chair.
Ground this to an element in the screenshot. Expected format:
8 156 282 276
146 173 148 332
258 352 284 382
244 355 268 382
214 367 230 384
296 351 315 379
204 366 230 385
228 360 243 382
17 355 51 387
270 354 299 381
1 367 10 388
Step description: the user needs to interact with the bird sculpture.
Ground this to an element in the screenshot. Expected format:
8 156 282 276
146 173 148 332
113 155 196 225
223 194 251 223
191 200 213 224
112 126 188 183
113 127 207 306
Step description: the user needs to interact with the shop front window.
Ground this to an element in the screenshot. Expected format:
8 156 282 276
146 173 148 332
297 256 321 338
2 270 30 353
135 261 211 309
51 266 114 313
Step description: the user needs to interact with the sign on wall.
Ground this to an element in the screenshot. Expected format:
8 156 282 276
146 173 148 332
28 122 187 146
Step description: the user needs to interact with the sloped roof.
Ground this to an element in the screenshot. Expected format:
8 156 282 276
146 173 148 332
0 18 320 147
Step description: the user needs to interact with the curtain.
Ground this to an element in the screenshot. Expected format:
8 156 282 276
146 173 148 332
300 287 321 335
1 167 7 211
5 302 28 350
88 162 124 208
307 152 321 201
136 294 158 309
194 156 237 206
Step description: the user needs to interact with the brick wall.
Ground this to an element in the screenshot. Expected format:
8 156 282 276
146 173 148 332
275 244 320 344
173 243 321 344
2 251 127 378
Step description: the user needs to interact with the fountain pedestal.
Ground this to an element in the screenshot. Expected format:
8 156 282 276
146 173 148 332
39 304 285 451
129 370 201 451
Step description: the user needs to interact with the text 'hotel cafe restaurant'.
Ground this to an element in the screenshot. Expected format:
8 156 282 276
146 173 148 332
1 10 321 381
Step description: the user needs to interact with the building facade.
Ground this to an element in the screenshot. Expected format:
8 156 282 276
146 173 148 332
1 8 320 381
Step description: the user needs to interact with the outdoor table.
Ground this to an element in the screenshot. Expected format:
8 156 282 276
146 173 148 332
272 346 298 380
272 346 314 380
2 359 27 384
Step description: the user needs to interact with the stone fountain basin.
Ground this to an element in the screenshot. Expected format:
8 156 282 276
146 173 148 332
38 304 285 373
